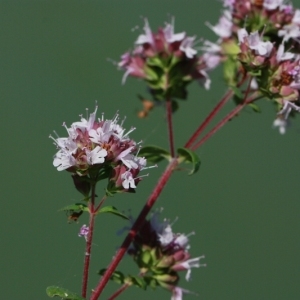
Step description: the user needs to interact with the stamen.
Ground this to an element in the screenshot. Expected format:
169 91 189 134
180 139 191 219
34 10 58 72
123 127 136 138
120 116 127 127
135 173 149 180
131 25 139 32
53 130 60 138
142 164 158 170
199 255 207 267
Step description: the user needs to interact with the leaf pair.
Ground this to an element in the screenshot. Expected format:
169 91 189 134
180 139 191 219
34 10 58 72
139 145 200 175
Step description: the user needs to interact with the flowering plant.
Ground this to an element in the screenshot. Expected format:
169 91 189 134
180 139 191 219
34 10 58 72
46 1 300 299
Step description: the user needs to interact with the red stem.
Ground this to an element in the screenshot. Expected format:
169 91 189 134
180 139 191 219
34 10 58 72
90 158 178 300
94 195 107 213
81 184 96 298
166 99 175 157
184 89 233 149
107 283 130 300
184 73 248 150
191 96 257 151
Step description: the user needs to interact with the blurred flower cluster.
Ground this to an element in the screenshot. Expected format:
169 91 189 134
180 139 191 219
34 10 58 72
114 210 205 300
203 0 300 133
50 105 147 194
118 18 211 105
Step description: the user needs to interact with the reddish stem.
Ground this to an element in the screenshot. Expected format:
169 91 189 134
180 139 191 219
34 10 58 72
107 283 130 300
191 96 257 150
184 73 248 150
90 158 178 300
81 184 96 298
166 99 175 157
184 89 233 149
94 195 107 213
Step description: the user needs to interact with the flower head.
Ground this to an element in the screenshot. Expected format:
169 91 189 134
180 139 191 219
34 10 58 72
118 18 210 102
50 105 147 193
78 224 89 241
120 209 206 298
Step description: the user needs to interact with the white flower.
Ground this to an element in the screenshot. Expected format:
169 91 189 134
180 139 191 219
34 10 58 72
86 146 107 165
278 24 300 42
71 106 97 133
279 100 300 118
173 232 193 249
135 19 154 46
117 147 139 169
273 117 288 134
206 10 232 38
121 171 136 189
201 40 221 53
149 209 169 234
179 36 197 58
263 0 284 10
223 0 235 8
276 44 295 62
171 287 196 300
158 225 174 246
248 32 273 56
198 70 211 90
163 18 185 43
50 134 78 171
53 148 76 171
179 256 205 281
202 53 221 70
89 119 114 144
238 29 273 56
292 9 300 24
237 28 248 43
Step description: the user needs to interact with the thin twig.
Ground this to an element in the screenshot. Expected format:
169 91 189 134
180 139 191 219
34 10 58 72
184 73 248 150
166 99 175 157
107 283 130 300
81 184 96 298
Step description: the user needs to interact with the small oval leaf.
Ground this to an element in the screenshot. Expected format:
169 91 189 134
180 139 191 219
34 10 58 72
58 203 89 212
230 85 243 100
97 206 129 220
177 147 201 175
248 103 261 112
138 145 171 163
46 286 85 300
98 269 126 285
129 275 147 290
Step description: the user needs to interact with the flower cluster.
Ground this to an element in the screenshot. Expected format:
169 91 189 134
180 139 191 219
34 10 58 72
118 18 211 103
121 210 206 300
50 105 147 193
202 0 300 133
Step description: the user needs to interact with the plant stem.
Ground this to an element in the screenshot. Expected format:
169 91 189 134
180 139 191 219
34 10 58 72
184 73 248 150
94 195 107 213
191 96 258 150
107 283 130 300
81 184 96 298
184 89 233 149
90 158 178 300
166 98 175 157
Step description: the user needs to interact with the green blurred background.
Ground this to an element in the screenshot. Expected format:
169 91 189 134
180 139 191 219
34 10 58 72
1 1 300 299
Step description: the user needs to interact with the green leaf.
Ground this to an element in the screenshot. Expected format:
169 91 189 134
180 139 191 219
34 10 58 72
177 147 201 175
46 286 85 300
138 145 171 163
98 269 125 285
58 203 89 212
248 103 261 112
230 85 243 100
129 276 147 290
97 206 129 220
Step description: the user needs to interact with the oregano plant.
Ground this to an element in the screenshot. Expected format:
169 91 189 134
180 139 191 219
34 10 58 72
48 1 300 299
